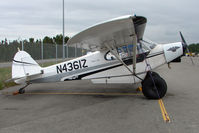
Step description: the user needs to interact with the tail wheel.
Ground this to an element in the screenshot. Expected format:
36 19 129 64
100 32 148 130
142 72 167 99
19 88 25 94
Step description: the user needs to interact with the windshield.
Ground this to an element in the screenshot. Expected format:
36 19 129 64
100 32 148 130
140 39 157 50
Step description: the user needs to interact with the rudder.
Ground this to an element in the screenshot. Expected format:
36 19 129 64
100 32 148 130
12 51 42 84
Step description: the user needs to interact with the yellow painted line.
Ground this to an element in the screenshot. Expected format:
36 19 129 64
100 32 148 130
158 99 170 123
24 92 143 96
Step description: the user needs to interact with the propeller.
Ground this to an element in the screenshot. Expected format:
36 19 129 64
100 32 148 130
179 31 194 65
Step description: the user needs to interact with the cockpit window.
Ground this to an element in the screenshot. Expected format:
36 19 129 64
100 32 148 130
104 43 150 61
104 51 116 60
137 43 150 54
117 46 129 58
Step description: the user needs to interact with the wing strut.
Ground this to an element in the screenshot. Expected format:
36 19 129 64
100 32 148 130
104 43 134 75
132 35 137 74
104 34 138 75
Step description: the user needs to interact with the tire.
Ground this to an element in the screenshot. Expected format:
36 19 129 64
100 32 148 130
142 74 167 99
151 71 160 78
144 71 160 79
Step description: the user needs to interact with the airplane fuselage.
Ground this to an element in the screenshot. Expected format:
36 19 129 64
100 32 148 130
27 42 183 84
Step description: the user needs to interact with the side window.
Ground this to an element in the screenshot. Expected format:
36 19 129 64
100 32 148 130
104 51 116 61
104 44 149 61
127 44 133 56
127 43 148 55
117 45 132 59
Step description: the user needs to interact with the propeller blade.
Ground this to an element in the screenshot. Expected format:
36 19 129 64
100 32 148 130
180 31 187 45
179 32 194 65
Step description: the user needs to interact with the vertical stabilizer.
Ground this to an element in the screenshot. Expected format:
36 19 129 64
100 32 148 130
12 51 42 84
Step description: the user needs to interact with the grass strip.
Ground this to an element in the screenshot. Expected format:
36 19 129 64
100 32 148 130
0 67 16 90
0 61 60 90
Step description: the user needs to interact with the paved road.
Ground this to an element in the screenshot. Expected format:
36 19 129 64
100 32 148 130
0 57 199 133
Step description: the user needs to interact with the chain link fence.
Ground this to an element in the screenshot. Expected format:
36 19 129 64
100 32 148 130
0 43 87 62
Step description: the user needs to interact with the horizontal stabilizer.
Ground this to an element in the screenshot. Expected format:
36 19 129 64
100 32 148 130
6 70 43 83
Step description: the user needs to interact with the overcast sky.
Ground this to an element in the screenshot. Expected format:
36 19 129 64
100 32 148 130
0 0 198 43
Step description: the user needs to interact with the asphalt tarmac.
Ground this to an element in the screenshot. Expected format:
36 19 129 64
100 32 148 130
0 57 199 133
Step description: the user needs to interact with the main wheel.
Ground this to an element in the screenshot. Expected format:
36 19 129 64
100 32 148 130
142 73 167 99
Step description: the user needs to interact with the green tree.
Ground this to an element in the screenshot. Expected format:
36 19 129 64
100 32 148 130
53 34 62 44
12 40 20 45
188 43 199 54
4 38 8 45
35 39 41 44
22 39 28 45
53 34 69 45
65 36 69 44
43 36 53 44
29 38 34 43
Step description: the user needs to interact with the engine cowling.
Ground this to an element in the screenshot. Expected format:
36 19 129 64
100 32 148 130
163 42 183 63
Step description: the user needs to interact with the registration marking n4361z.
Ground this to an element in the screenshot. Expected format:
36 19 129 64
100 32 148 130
56 59 88 74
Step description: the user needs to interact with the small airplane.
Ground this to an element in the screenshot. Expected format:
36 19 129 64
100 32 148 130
9 14 190 99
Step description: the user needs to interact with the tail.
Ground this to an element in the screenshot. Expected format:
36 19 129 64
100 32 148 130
12 50 42 84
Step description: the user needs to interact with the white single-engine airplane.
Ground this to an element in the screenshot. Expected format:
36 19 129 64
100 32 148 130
10 15 189 99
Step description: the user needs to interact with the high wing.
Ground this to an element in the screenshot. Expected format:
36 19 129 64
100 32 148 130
67 15 147 51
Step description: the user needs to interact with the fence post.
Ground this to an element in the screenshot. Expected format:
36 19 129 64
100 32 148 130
66 45 68 59
41 40 43 66
56 44 57 63
75 44 77 58
22 40 24 51
81 45 83 56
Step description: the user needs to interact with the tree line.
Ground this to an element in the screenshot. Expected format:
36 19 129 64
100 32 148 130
1 35 199 53
0 34 69 45
188 43 199 54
